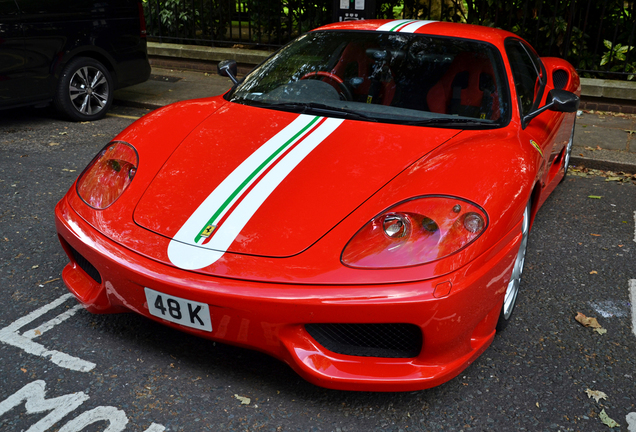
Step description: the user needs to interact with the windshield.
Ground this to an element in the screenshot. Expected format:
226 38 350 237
228 30 510 128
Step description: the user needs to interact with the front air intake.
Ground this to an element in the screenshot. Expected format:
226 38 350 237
69 246 102 284
305 323 423 358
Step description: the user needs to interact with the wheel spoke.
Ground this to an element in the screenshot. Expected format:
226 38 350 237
79 95 91 115
92 92 107 108
91 71 106 88
69 85 86 101
77 67 90 86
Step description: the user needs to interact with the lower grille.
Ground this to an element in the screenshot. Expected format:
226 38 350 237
305 323 422 358
70 247 102 284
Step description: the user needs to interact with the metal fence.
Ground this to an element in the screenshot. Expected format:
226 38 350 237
143 0 636 78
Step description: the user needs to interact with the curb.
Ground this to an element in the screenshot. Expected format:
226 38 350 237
570 155 636 174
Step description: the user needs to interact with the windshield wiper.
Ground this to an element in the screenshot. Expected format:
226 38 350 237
254 101 379 122
403 117 495 127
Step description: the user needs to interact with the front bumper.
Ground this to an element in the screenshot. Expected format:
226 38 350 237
55 196 521 392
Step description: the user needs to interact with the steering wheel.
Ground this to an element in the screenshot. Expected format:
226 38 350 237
300 71 353 101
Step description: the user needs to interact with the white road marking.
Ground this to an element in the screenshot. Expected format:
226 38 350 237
0 380 165 432
627 412 636 432
588 300 630 318
0 380 89 432
632 210 636 338
630 280 636 338
58 406 128 432
0 294 95 372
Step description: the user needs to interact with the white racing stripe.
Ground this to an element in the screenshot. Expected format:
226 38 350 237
376 19 437 33
398 20 437 33
376 19 417 32
168 116 344 270
169 114 319 249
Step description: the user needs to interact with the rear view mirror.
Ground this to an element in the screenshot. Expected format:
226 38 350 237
217 59 238 85
523 89 579 127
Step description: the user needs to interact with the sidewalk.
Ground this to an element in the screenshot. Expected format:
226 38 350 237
114 66 636 174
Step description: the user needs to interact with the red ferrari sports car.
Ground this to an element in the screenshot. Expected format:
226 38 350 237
55 19 579 391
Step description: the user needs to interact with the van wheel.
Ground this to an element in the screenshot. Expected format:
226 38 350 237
55 58 113 121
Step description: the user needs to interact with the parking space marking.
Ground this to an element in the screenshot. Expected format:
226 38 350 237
0 380 165 432
589 300 630 318
0 294 95 372
627 412 636 432
630 280 636 338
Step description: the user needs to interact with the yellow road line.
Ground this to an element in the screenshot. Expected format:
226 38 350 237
106 113 141 120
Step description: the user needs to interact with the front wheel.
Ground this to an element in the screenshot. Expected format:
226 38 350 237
496 201 531 331
561 120 576 182
55 58 113 121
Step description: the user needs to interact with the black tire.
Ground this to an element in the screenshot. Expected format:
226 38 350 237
560 119 576 183
496 201 531 331
54 57 113 121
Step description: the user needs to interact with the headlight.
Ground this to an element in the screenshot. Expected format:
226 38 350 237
76 141 138 209
341 196 488 269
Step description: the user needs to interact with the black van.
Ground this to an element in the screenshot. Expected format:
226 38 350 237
0 0 151 121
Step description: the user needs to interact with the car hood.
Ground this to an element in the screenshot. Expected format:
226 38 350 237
133 103 459 268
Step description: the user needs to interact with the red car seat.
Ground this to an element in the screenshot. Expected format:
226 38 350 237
331 43 396 105
427 52 500 120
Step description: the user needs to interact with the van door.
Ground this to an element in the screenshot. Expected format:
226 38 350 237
0 0 25 107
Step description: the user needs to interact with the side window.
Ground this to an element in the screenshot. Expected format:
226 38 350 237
505 40 544 118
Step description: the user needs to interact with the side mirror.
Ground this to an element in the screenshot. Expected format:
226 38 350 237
523 89 579 127
217 59 238 85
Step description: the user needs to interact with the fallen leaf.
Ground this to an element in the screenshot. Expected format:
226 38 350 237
585 146 595 150
586 389 608 403
596 145 602 150
599 409 620 428
59 131 68 135
591 234 601 237
31 265 39 269
34 329 41 336
575 312 602 328
48 142 60 146
42 278 60 285
21 368 27 373
234 394 251 405
590 270 598 274
588 195 602 199
595 328 608 335
605 176 623 182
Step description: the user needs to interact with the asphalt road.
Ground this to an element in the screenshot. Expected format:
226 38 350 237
1 106 635 432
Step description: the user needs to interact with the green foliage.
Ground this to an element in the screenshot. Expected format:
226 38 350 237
601 40 636 80
141 0 636 79
143 0 229 44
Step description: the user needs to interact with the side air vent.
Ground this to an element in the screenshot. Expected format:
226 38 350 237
305 323 423 358
553 69 569 90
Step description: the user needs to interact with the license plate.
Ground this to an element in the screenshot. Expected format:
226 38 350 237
144 288 212 332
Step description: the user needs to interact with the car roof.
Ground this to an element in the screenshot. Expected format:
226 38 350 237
313 19 520 46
